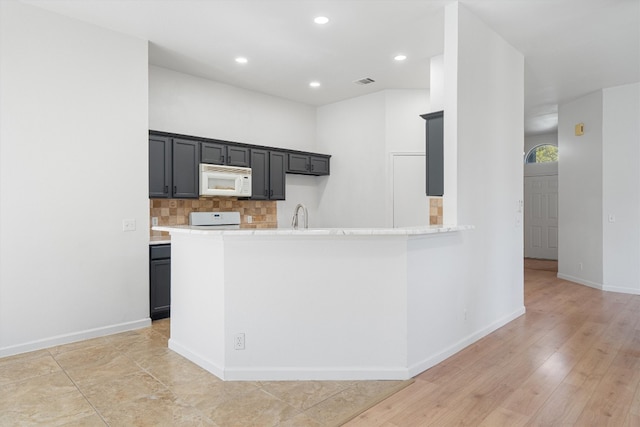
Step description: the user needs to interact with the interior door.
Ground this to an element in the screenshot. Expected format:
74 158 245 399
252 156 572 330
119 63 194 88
524 175 558 259
393 154 429 227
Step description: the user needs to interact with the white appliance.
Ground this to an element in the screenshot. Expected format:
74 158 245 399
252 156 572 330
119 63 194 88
199 164 252 197
189 211 241 229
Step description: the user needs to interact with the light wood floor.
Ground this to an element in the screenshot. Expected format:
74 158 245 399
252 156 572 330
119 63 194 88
345 261 640 426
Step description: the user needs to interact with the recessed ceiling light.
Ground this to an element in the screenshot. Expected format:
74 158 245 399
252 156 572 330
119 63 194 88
394 54 407 61
235 57 248 64
309 81 321 88
314 16 329 25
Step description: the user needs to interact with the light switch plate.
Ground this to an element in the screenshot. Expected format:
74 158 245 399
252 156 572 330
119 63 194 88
122 219 136 232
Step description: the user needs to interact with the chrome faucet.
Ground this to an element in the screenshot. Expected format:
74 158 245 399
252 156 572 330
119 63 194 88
291 203 308 229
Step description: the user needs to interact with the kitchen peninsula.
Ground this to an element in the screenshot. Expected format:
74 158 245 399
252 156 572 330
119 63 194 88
151 224 521 382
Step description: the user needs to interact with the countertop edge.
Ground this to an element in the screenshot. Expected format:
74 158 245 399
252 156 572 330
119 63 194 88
149 238 171 245
152 225 474 237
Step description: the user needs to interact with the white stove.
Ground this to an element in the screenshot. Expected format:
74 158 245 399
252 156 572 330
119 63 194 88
189 212 241 229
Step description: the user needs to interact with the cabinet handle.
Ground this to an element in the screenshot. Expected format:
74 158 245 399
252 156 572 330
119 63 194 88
173 186 177 194
220 156 225 163
264 190 268 197
311 164 314 171
164 185 169 194
270 189 274 197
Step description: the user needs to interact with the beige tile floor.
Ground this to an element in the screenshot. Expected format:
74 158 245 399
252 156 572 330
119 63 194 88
0 319 408 426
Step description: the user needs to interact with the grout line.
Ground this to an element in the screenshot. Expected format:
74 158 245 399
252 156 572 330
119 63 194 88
48 349 111 426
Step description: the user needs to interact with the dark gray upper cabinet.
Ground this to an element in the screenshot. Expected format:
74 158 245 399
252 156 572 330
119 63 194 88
201 142 226 165
172 139 200 199
309 156 330 175
149 135 171 198
250 149 269 200
287 153 330 176
288 153 310 173
421 111 444 197
227 146 250 167
201 142 250 167
269 151 286 200
149 130 330 199
250 149 285 200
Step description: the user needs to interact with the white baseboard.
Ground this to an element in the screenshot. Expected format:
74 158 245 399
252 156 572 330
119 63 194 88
557 273 640 295
222 366 411 381
0 318 151 358
169 338 225 379
169 308 526 382
557 273 603 290
407 306 527 378
169 338 410 381
603 285 640 295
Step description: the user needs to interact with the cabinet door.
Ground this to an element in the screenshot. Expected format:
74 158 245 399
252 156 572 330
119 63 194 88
227 146 250 167
150 258 171 320
421 111 444 197
201 142 226 165
149 135 171 198
250 149 269 200
287 153 310 173
172 139 200 199
310 156 330 175
269 151 286 200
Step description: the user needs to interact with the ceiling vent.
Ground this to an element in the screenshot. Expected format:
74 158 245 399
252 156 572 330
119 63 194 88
354 77 376 85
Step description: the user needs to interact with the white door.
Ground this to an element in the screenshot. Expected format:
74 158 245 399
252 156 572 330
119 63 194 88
524 175 558 259
392 154 429 227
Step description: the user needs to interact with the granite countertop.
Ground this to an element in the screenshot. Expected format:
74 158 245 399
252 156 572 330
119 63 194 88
149 236 171 245
152 224 472 237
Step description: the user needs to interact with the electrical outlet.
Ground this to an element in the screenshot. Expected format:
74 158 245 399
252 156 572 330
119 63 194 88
579 262 583 271
247 215 252 224
464 309 468 321
234 333 245 350
152 217 158 226
122 219 136 232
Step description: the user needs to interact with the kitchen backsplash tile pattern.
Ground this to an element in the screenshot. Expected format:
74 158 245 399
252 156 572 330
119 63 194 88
429 197 443 226
150 198 277 237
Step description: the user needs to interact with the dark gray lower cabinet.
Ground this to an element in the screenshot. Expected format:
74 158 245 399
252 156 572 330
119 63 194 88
150 244 170 320
250 149 285 200
421 111 444 197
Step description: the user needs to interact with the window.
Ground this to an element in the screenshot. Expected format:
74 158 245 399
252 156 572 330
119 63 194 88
525 144 558 164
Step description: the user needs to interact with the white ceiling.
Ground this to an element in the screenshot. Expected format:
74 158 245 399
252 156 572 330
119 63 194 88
22 0 640 135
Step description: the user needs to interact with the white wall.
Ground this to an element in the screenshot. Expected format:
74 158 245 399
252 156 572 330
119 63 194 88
558 91 604 287
316 90 428 227
429 54 445 112
316 92 387 227
602 82 640 294
385 90 430 226
445 2 525 328
148 66 319 227
0 1 150 356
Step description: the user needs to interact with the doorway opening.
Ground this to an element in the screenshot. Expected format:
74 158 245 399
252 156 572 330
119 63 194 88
524 141 559 260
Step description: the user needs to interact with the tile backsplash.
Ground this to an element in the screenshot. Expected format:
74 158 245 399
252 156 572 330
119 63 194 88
429 197 443 226
150 198 277 237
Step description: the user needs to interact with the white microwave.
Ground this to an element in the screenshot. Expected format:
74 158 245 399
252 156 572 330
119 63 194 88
199 164 252 197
